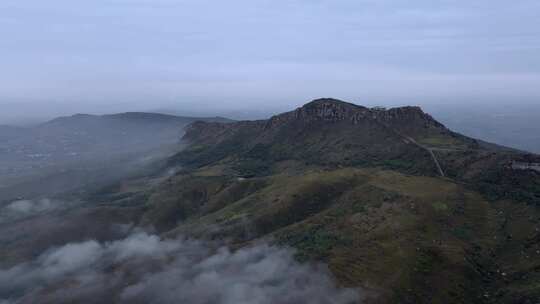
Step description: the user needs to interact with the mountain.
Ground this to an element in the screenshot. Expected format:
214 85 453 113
175 98 538 202
1 99 539 303
136 98 539 303
176 98 474 175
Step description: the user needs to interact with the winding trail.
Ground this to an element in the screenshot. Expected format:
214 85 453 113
403 136 446 177
375 120 446 178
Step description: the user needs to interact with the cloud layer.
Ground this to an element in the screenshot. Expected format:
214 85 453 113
0 199 74 224
0 232 360 304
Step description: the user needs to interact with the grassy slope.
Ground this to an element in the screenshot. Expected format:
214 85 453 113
145 100 540 303
138 165 540 304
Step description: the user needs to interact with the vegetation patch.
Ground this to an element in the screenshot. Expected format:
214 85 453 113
451 226 473 241
232 158 271 177
277 227 352 262
378 159 415 170
432 201 449 212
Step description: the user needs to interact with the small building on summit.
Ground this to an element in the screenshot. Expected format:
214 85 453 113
511 161 540 172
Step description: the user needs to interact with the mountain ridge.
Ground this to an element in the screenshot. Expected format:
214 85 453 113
184 98 468 147
134 98 540 303
176 98 539 204
44 111 232 126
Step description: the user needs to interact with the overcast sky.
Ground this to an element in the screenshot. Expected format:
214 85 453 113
1 0 539 121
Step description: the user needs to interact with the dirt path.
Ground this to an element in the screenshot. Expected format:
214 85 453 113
403 136 446 177
376 121 447 178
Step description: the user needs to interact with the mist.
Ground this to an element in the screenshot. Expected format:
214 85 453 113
0 198 75 224
0 111 223 201
0 232 360 304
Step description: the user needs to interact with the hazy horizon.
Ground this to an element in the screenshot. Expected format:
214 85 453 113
1 1 539 152
2 97 539 126
1 0 539 124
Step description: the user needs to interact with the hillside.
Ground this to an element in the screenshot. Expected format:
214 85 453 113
135 98 540 303
1 99 539 303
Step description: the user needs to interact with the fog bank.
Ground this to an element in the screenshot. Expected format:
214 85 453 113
0 232 360 304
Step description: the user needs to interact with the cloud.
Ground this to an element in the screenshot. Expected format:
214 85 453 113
0 232 361 304
0 199 74 224
120 244 359 304
4 199 53 213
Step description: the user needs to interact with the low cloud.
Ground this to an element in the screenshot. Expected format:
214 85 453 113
0 232 360 304
0 198 74 224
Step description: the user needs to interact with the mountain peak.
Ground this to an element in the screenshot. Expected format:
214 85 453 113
295 98 368 122
301 98 369 112
303 98 362 108
184 98 450 151
263 98 368 128
265 98 443 131
379 105 445 129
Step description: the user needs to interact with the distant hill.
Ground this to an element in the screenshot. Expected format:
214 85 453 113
33 112 232 155
0 125 29 140
46 112 232 125
0 112 233 200
1 111 231 161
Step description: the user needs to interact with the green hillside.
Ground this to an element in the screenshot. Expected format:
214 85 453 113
78 98 540 303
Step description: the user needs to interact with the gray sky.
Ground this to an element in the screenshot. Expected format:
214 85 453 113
1 0 539 121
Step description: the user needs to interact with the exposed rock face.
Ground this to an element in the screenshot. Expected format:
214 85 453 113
377 106 444 128
262 98 444 130
186 98 449 144
292 98 370 123
263 98 365 129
